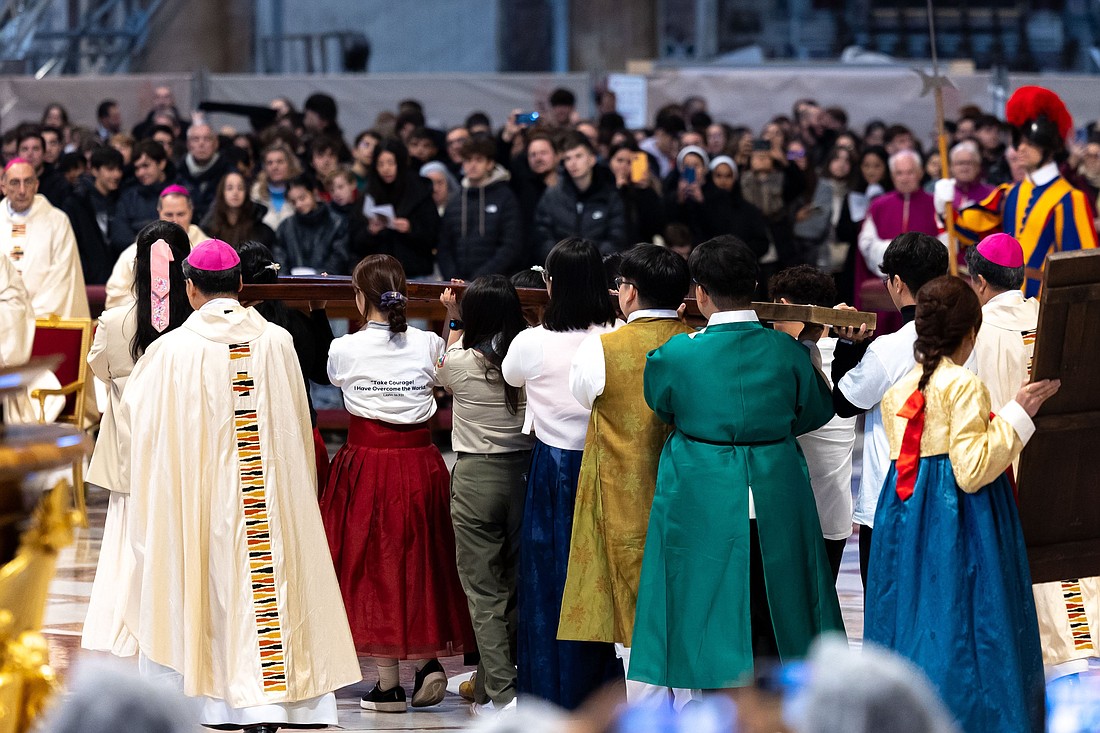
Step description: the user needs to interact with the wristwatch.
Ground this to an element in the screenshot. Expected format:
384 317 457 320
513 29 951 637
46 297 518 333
449 319 464 330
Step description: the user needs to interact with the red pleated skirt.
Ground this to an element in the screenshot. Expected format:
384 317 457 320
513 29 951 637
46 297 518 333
320 416 474 658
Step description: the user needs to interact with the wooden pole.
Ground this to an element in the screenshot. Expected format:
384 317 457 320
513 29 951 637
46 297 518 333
935 86 960 277
927 0 959 277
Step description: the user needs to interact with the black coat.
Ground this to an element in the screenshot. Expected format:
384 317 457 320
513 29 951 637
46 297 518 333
671 181 771 256
508 153 550 267
617 184 666 245
114 178 171 251
61 178 119 285
253 305 334 426
437 167 523 280
274 204 351 275
38 165 72 209
363 174 440 278
533 165 626 261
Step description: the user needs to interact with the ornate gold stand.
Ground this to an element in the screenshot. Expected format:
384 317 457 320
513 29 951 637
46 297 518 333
0 361 90 733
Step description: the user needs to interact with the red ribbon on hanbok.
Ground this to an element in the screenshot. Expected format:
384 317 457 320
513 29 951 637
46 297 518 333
895 389 926 501
990 410 1020 502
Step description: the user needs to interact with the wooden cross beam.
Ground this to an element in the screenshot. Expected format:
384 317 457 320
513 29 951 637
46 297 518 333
239 276 878 330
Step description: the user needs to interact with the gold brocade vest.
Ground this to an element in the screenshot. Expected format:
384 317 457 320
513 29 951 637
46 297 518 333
558 317 694 644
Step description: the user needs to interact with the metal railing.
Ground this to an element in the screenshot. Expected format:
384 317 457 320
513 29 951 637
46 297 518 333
0 0 164 76
257 31 369 74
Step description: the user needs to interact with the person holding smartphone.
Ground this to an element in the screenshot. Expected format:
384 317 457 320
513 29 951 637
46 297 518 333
668 154 770 259
607 141 666 245
666 144 708 208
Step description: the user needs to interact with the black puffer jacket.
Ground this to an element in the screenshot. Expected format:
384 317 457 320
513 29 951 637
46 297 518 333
533 164 625 261
437 165 522 280
330 199 373 263
274 204 351 275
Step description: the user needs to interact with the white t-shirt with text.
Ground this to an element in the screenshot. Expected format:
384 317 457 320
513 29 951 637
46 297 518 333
328 321 445 425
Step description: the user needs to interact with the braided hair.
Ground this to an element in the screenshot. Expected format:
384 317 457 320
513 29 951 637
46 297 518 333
913 276 983 393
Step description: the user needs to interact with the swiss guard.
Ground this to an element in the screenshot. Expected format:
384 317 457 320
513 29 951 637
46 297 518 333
935 85 1098 297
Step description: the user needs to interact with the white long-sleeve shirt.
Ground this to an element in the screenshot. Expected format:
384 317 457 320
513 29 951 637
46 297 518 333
502 322 617 451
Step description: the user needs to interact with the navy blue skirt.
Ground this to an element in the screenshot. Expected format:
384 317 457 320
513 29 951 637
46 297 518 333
865 455 1044 733
517 438 622 709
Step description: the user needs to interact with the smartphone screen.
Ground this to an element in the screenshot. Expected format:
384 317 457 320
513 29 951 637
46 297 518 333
683 167 696 185
631 152 649 183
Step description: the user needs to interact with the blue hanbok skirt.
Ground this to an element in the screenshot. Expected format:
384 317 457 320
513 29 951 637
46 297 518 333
517 438 622 709
865 455 1044 733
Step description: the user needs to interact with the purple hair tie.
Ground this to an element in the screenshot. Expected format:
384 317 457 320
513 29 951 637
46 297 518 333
380 290 406 309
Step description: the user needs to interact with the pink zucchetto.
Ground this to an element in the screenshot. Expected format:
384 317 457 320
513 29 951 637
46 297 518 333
3 157 30 171
975 233 1025 269
185 239 240 271
159 184 191 198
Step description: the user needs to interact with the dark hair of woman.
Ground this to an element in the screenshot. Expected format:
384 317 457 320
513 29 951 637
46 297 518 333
237 239 289 329
42 103 70 127
352 253 408 334
367 138 411 206
541 237 616 332
460 275 527 414
208 172 260 246
130 220 193 362
823 145 858 188
913 275 983 393
858 145 894 193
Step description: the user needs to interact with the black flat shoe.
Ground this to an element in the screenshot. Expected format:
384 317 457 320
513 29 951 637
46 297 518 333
360 682 408 713
411 659 447 707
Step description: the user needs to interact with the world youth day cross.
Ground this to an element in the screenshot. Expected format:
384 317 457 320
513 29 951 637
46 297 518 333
238 276 879 330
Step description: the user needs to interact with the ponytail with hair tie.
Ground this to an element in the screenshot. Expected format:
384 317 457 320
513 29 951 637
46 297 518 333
380 290 408 333
379 290 406 308
351 254 410 336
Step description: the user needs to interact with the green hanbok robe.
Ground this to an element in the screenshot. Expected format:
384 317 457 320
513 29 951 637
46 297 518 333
628 318 845 690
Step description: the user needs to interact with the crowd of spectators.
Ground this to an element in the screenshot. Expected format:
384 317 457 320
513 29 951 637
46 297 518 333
7 84 1100 305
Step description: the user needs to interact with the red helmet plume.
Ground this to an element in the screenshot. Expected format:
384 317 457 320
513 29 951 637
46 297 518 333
1005 86 1072 140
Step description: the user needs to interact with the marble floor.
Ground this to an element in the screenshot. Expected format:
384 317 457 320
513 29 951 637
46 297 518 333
42 483 867 733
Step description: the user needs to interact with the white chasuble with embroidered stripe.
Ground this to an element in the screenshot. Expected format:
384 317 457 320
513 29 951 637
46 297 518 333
119 300 360 708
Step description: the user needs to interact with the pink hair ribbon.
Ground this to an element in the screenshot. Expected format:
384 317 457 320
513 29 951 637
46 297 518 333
150 238 173 332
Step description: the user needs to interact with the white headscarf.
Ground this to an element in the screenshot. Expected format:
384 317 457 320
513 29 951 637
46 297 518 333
676 144 711 171
708 155 738 175
419 160 459 196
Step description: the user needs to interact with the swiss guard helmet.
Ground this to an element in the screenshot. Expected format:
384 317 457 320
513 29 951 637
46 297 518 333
1005 86 1073 161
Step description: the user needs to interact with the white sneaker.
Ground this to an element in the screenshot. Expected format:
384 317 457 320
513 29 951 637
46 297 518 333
470 698 517 718
470 701 497 717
